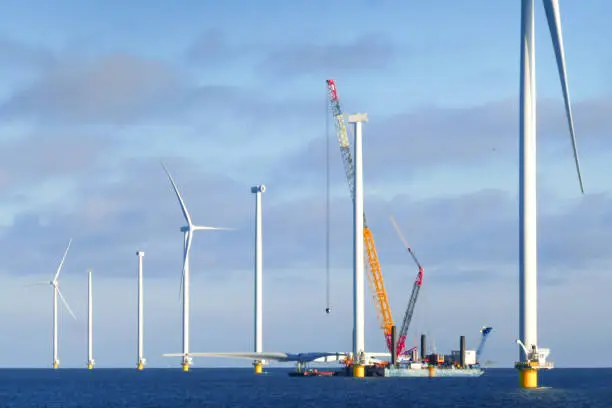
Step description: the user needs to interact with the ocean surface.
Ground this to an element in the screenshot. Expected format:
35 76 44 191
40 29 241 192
0 367 610 407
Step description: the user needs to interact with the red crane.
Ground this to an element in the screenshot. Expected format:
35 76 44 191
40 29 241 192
389 215 424 357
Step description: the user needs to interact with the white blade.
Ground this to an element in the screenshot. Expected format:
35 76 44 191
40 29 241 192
181 351 348 363
57 288 77 320
179 231 193 302
53 239 72 282
191 225 235 231
161 163 193 226
543 0 584 194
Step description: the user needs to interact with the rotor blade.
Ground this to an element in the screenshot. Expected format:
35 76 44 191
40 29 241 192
161 162 194 226
191 226 235 231
543 0 584 194
57 288 77 320
53 238 72 282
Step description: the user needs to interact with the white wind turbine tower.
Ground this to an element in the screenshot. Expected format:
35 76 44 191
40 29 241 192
251 184 265 374
44 239 77 369
515 0 584 388
161 163 233 372
87 270 95 369
136 250 146 370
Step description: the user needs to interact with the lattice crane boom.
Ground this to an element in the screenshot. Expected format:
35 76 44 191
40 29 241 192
389 215 424 356
327 79 395 351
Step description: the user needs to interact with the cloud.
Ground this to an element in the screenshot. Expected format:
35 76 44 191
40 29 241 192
271 95 612 191
258 33 396 78
185 29 250 67
0 49 322 133
0 34 55 71
0 53 186 124
0 129 114 191
2 144 610 291
184 30 396 78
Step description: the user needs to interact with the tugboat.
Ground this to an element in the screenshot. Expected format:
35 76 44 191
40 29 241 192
289 361 337 377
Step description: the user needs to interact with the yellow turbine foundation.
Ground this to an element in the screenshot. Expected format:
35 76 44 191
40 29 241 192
182 363 190 372
52 362 59 369
254 362 263 374
87 363 93 370
428 365 435 378
519 368 538 389
352 365 365 378
137 363 144 371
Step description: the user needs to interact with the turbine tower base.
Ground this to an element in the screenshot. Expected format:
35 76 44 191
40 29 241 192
518 367 538 389
137 359 146 370
87 363 94 370
352 364 365 378
254 361 263 374
52 361 59 369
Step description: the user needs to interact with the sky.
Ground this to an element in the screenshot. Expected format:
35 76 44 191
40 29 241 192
0 0 611 369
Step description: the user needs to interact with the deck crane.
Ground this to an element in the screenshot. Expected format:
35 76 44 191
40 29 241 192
326 79 396 352
389 215 424 357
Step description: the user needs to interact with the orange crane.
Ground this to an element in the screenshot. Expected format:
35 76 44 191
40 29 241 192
326 79 395 352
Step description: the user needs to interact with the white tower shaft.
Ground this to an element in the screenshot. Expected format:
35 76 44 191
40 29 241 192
254 187 263 354
53 286 58 368
519 0 537 361
251 185 266 374
182 231 190 368
137 251 145 369
349 113 368 364
88 271 94 368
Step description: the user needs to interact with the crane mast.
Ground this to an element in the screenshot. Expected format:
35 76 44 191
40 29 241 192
327 79 395 351
389 215 424 357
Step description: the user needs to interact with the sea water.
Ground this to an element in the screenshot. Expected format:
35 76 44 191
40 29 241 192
0 367 610 407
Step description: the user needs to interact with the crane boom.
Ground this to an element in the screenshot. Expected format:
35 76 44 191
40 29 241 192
389 215 424 356
327 79 395 351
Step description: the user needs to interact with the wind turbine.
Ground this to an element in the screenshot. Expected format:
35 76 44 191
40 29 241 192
515 0 584 389
162 163 233 372
47 239 77 369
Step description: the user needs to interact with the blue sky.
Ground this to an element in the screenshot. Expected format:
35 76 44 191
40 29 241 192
0 0 611 369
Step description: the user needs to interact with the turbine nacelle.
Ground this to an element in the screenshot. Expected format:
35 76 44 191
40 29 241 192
251 185 266 194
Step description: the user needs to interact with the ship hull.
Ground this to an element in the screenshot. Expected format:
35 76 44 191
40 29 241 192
385 366 484 377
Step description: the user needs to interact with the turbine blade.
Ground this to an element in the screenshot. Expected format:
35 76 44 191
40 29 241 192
161 162 193 226
543 0 584 194
192 226 235 231
53 239 72 282
57 288 77 320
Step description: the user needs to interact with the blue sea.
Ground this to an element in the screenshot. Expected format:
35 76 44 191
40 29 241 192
0 368 610 407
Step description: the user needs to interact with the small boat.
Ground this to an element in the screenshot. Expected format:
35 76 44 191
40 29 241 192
289 368 336 377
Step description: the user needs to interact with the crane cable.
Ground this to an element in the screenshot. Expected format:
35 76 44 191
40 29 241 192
325 90 331 315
